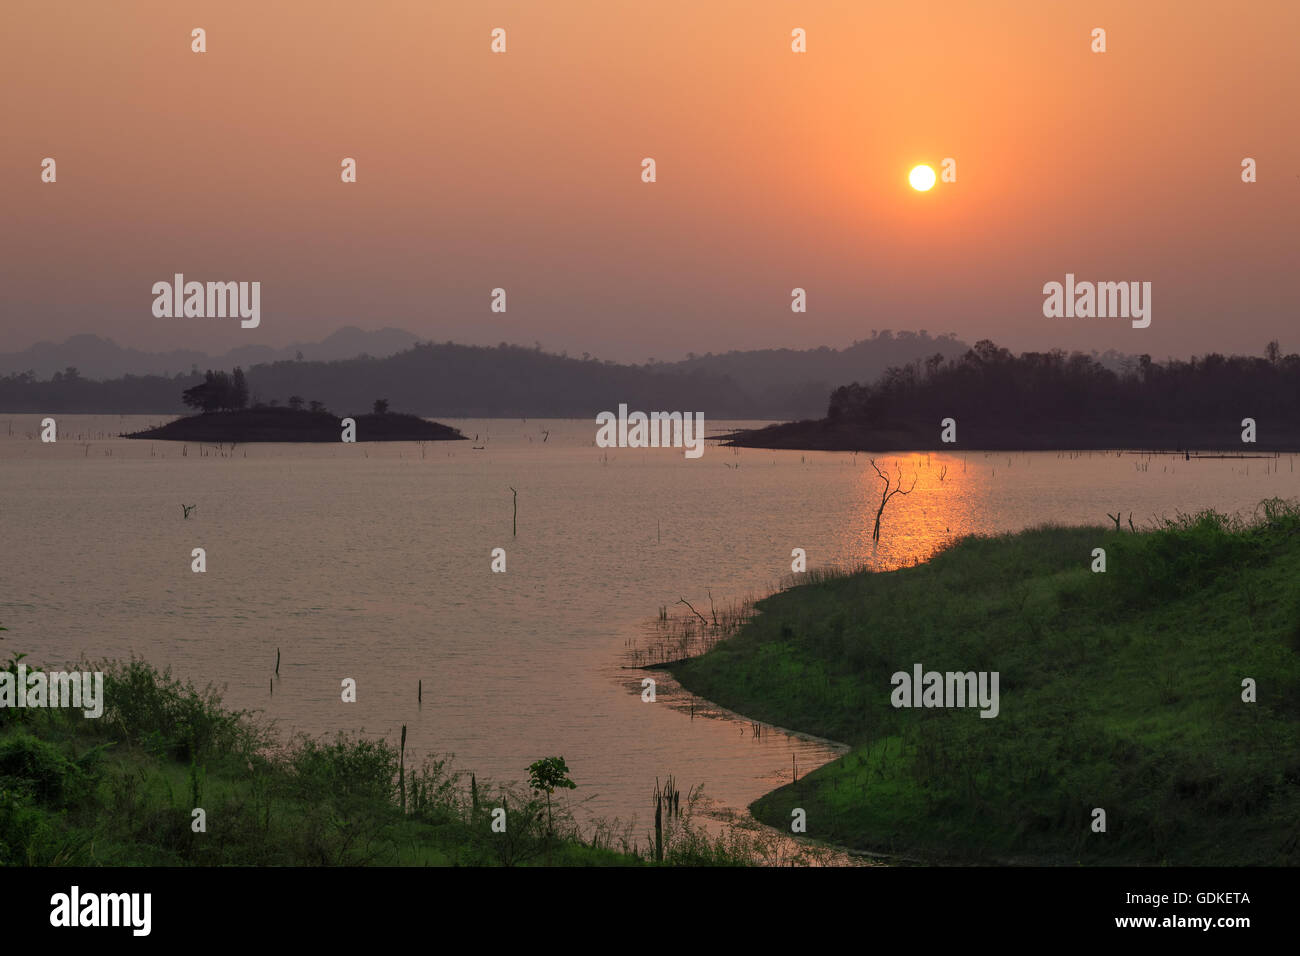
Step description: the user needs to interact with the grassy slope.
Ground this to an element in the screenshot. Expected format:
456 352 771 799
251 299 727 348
671 503 1300 865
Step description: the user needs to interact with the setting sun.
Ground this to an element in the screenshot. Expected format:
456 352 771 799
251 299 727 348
909 164 936 191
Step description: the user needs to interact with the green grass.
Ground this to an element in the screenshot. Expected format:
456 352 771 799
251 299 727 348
671 499 1300 865
0 656 764 866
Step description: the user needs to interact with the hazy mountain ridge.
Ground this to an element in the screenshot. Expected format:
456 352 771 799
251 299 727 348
0 327 422 379
0 330 977 418
0 329 1145 419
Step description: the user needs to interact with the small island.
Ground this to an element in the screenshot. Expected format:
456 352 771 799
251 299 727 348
122 369 464 442
125 406 465 443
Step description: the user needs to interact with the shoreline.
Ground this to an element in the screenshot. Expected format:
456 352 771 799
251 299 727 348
1 652 794 866
649 658 1009 866
720 419 1300 454
122 408 466 443
663 507 1300 866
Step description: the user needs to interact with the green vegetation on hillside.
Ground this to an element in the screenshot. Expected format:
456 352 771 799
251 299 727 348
671 500 1300 864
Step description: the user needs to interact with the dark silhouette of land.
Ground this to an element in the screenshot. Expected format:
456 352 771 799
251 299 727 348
124 407 464 443
0 332 1008 420
729 339 1300 452
120 371 463 442
0 327 421 379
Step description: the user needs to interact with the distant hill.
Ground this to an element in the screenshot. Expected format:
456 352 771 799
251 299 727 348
656 331 971 418
0 327 421 379
240 343 758 419
0 328 1150 421
1 331 1023 419
0 343 753 417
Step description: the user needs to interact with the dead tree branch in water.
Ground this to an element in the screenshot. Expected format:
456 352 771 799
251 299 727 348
869 459 917 542
677 597 710 626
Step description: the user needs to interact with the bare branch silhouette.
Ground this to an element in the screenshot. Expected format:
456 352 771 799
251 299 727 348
677 597 710 626
869 459 917 542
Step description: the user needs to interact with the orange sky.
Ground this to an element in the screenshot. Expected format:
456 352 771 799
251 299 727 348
3 0 1297 362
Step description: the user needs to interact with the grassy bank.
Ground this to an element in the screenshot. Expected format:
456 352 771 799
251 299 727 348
0 656 770 866
670 500 1300 865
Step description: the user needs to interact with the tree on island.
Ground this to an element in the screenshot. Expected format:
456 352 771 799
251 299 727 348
231 367 248 409
373 399 389 414
181 368 249 413
287 395 304 411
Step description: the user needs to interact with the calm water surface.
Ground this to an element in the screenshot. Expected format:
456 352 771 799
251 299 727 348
3 414 1297 845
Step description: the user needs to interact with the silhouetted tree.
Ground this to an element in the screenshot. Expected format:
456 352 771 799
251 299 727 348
181 380 213 412
869 459 917 541
183 370 224 412
231 367 249 409
178 368 247 412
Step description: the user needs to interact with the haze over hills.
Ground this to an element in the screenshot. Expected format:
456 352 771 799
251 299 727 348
0 328 1147 420
0 327 422 380
0 329 976 419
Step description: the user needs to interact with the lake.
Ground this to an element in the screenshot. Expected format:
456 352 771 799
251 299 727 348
3 413 1297 845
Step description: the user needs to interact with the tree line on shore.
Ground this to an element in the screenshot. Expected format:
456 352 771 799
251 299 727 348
827 340 1300 427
